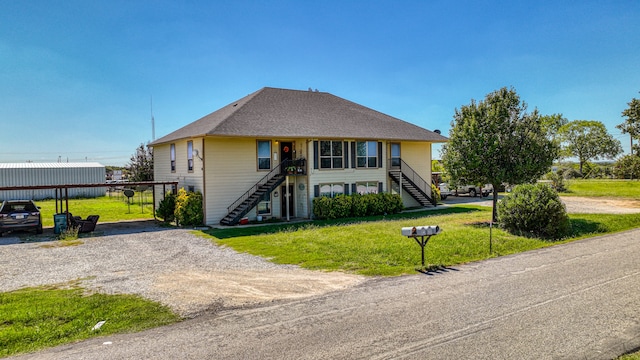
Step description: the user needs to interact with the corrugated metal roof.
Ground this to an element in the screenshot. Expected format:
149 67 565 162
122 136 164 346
0 162 105 169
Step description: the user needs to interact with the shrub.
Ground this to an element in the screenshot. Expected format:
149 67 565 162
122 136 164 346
497 183 570 240
431 183 441 202
174 188 204 226
543 171 566 192
312 192 403 220
156 193 176 223
380 192 404 214
57 226 79 241
331 195 353 219
351 194 368 217
312 196 332 219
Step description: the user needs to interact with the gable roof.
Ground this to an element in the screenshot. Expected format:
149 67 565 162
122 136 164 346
150 87 448 145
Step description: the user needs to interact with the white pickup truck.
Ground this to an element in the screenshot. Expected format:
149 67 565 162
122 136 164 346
439 181 492 199
455 183 493 197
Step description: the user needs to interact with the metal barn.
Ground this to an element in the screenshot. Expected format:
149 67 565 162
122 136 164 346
0 163 106 200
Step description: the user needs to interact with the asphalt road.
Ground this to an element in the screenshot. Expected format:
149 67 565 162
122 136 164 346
16 229 640 360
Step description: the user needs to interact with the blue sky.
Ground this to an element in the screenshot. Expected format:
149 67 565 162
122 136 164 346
1 0 639 166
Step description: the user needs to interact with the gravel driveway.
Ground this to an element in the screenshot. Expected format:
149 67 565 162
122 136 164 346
0 221 363 318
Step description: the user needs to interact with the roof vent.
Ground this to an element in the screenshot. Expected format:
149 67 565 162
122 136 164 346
434 129 441 134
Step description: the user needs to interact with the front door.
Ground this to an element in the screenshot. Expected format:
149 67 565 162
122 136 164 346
280 142 293 165
281 184 295 218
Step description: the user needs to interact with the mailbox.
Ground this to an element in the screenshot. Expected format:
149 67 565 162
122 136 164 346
401 225 440 237
401 225 442 269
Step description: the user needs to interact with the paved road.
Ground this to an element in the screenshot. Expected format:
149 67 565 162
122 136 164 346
16 229 640 360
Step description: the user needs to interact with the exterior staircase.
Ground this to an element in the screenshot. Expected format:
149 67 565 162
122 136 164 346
388 159 437 207
220 162 287 226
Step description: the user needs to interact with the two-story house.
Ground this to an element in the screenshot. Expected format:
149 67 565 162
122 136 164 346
150 87 447 225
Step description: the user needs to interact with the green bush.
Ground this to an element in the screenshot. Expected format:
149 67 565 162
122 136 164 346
312 192 404 220
431 183 441 202
156 193 176 223
174 188 204 226
351 194 368 217
312 196 332 219
331 195 353 219
543 171 566 192
380 192 404 214
498 183 570 240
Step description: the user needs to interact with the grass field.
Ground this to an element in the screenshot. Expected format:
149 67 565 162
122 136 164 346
0 286 179 358
562 179 640 199
36 192 156 227
203 205 640 276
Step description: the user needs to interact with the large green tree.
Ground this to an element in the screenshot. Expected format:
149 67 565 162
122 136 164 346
441 87 558 222
127 143 154 182
558 120 622 174
617 96 640 155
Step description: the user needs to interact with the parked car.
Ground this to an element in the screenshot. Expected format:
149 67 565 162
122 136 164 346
453 180 493 197
0 200 43 236
438 183 452 200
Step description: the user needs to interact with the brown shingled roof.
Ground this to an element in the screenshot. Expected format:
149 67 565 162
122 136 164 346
150 87 448 145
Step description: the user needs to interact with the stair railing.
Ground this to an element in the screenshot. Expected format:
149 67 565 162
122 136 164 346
225 160 287 214
388 158 436 205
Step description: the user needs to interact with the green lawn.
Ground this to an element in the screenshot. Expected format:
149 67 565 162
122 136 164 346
0 286 179 358
620 351 640 360
36 193 156 227
203 205 640 276
561 179 640 199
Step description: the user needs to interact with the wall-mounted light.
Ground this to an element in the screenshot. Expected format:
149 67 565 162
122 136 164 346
193 149 203 161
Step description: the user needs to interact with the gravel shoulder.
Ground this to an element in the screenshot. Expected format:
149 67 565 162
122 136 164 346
1 196 637 319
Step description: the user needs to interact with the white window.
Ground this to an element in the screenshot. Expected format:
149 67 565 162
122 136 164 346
187 141 194 172
319 183 344 197
390 143 400 167
170 144 176 172
356 182 379 195
257 140 271 170
356 141 378 168
320 140 343 169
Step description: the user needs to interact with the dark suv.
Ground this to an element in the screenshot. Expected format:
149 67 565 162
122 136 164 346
0 200 43 236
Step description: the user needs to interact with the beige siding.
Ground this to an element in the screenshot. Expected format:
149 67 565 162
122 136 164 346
204 137 271 225
399 141 432 197
153 139 205 208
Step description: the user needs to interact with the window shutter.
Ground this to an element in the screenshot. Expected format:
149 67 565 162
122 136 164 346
351 142 356 168
378 142 383 168
343 141 349 168
378 182 383 193
314 185 320 197
313 141 319 170
351 183 357 194
344 183 350 195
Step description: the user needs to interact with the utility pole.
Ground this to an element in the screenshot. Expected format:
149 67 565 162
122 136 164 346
150 96 156 141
